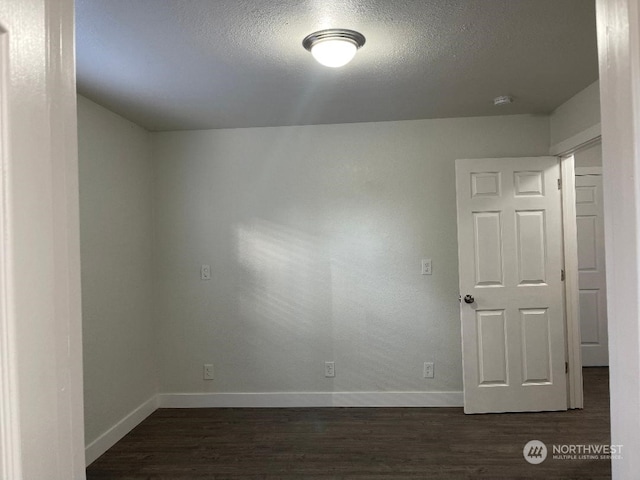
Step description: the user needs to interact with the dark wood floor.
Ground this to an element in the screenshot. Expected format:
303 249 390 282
87 368 611 479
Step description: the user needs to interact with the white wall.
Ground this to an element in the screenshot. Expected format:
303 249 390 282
550 80 601 149
78 96 157 447
153 114 550 395
575 141 602 168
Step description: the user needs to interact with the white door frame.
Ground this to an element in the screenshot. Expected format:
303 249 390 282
554 132 602 411
0 23 22 480
597 0 640 477
0 1 85 478
560 154 583 409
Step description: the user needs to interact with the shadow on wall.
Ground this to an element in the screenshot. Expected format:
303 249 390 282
235 217 420 391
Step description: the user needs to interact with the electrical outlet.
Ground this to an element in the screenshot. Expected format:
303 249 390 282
421 259 432 275
325 361 335 378
423 362 434 379
203 364 214 380
201 264 211 280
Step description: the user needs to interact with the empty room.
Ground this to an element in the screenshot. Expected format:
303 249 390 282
3 0 640 479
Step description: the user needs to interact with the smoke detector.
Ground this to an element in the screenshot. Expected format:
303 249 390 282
493 95 514 106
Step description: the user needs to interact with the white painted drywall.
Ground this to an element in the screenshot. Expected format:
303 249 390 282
575 141 602 168
153 114 550 395
550 80 601 147
78 96 157 447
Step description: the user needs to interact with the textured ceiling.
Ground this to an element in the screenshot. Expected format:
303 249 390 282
75 0 598 131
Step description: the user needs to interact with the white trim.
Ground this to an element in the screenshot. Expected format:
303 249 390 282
561 154 584 409
158 391 464 409
46 0 86 474
596 0 640 477
85 395 159 466
549 124 602 157
0 25 22 480
575 167 603 176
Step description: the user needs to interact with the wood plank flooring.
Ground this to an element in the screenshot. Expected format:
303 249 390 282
86 368 611 479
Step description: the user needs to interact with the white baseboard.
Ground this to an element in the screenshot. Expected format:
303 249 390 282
85 395 159 466
158 391 463 408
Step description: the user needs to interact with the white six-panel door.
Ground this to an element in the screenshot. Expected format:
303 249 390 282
456 157 567 414
575 171 609 366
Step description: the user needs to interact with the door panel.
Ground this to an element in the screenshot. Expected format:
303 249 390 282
520 308 552 384
456 157 567 414
579 290 600 344
473 212 504 286
516 210 547 284
575 173 609 366
577 216 598 270
476 310 508 385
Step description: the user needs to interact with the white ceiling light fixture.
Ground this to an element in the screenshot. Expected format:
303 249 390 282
303 29 366 68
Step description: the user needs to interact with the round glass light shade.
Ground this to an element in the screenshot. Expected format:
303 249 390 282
310 38 358 68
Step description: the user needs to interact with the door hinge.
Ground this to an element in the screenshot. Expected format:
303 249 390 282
558 178 562 189
565 361 569 374
561 269 565 281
